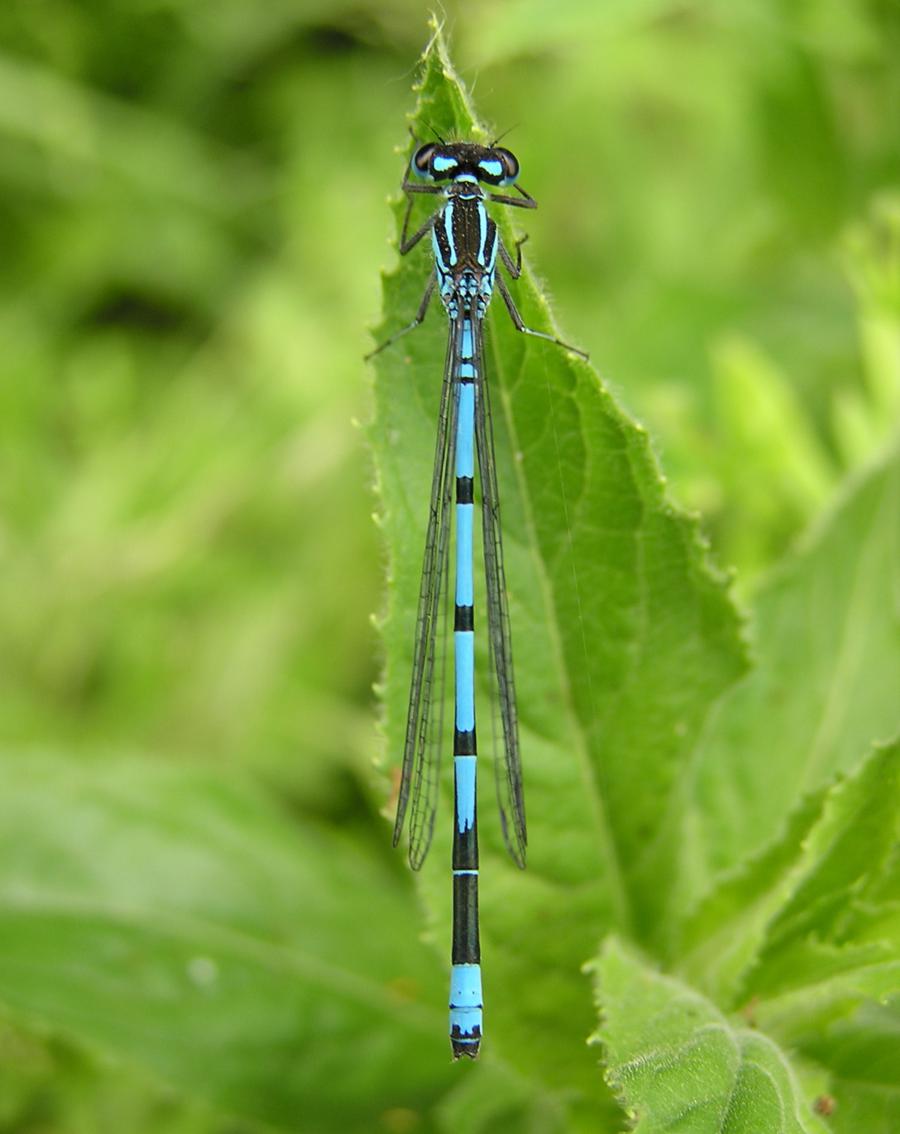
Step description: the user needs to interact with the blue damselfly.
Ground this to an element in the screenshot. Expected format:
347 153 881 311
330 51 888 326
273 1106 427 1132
370 137 586 1059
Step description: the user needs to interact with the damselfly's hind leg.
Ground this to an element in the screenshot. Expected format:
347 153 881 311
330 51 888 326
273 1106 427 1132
498 235 529 280
495 273 588 360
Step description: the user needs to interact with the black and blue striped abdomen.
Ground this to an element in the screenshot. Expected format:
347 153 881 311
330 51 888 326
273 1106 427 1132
449 315 482 1057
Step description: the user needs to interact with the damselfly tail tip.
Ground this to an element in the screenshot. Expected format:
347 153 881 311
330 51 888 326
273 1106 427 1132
451 1038 480 1060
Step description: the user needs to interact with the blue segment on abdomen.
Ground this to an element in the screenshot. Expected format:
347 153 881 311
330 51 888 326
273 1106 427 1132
455 503 473 607
449 963 483 1039
455 631 474 731
456 381 474 478
460 320 474 361
455 377 474 613
454 754 476 832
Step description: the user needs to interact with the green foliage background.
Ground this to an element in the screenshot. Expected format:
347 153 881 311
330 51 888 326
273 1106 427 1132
0 2 898 1132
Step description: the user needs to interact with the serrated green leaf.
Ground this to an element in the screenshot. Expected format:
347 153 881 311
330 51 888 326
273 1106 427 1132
679 741 900 1007
753 943 900 1047
675 791 825 1002
589 938 830 1134
677 741 900 1130
687 439 900 887
748 741 900 990
368 21 745 1093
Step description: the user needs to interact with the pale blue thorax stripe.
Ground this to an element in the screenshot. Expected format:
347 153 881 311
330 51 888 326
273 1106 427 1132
443 206 457 266
486 229 498 272
477 200 487 264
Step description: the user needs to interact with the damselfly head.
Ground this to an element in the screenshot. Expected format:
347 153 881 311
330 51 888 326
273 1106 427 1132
410 141 520 187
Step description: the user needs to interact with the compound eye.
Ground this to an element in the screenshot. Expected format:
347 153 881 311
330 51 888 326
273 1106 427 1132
411 143 438 179
494 147 519 185
429 150 459 179
476 156 504 183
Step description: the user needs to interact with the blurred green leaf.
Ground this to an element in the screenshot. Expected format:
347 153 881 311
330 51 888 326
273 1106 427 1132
800 998 900 1134
710 334 835 581
0 50 261 213
0 753 456 1131
837 196 900 464
0 1014 257 1134
686 438 900 889
468 0 676 65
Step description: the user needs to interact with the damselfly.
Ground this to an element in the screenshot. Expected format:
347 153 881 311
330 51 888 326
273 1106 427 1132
370 138 586 1059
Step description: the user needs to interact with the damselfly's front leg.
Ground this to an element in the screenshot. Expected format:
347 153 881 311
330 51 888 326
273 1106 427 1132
397 177 444 253
366 181 444 359
486 183 537 210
